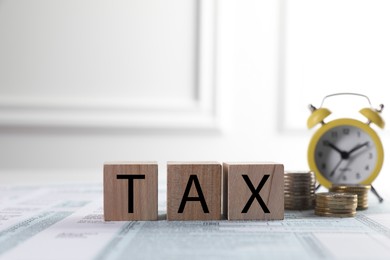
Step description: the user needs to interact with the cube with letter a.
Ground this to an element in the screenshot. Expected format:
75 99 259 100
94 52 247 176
104 162 158 221
223 162 284 220
167 162 221 220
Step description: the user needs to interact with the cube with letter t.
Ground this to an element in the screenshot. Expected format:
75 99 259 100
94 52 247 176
104 162 158 221
167 162 221 220
223 162 284 220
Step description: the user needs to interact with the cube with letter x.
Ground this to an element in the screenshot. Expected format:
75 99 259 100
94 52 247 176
167 162 221 220
223 162 284 220
104 162 158 221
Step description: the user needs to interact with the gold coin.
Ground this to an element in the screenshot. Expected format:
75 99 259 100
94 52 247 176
316 198 358 203
285 178 315 181
316 199 358 205
286 193 314 196
328 189 369 208
285 171 315 175
315 203 357 210
315 207 356 213
286 200 314 205
284 187 315 191
316 192 357 199
285 201 314 205
315 211 356 218
285 205 314 209
284 181 315 186
330 189 366 194
285 174 315 178
284 172 315 177
330 189 367 193
285 204 314 208
285 194 315 197
331 187 369 190
286 206 313 210
286 191 316 195
284 174 315 178
315 203 358 208
284 180 315 184
315 201 357 206
285 199 313 203
285 198 314 202
329 191 368 195
283 171 317 210
284 181 315 185
315 197 358 202
331 184 371 190
284 202 314 207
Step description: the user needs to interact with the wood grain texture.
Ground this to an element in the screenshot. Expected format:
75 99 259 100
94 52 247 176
167 162 221 220
104 162 158 221
223 162 284 220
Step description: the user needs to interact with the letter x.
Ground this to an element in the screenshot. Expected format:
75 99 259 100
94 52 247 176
241 174 270 213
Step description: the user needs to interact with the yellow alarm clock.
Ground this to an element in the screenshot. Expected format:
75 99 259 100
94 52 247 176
307 93 385 198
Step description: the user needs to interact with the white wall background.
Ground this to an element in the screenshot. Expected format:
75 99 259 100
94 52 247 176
0 0 389 193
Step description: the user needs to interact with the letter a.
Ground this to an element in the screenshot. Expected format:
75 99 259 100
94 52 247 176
178 175 209 213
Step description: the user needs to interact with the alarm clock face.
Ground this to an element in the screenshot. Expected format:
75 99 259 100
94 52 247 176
314 124 378 184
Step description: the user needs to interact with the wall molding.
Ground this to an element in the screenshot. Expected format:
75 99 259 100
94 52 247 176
0 0 219 131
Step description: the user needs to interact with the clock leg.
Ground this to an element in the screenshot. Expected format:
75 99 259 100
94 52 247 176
371 185 384 203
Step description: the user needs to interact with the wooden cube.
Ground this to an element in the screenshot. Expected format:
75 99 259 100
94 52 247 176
104 162 158 221
167 162 221 220
223 162 284 220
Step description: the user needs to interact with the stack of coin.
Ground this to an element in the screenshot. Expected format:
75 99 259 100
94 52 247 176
315 192 357 217
284 171 315 210
329 184 371 210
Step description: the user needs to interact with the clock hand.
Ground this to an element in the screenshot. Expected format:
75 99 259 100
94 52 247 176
323 141 349 159
329 157 343 177
335 159 353 183
323 141 343 154
334 148 370 182
347 142 369 155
